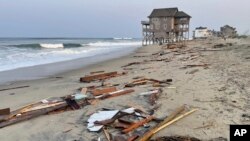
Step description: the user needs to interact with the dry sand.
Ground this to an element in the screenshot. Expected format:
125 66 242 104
0 38 249 141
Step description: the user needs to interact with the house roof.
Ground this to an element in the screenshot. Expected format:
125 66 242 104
148 7 178 18
148 8 191 18
175 11 191 18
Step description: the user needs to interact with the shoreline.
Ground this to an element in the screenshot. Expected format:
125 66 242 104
0 38 249 141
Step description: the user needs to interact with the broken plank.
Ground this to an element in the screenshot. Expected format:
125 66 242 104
0 102 68 128
0 86 29 92
122 116 154 133
137 105 185 141
80 72 118 83
91 87 117 96
96 89 135 100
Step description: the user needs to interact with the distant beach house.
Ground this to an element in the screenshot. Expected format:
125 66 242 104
220 25 237 38
141 7 191 45
193 27 212 39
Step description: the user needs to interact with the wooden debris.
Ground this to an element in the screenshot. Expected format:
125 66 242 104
96 89 135 100
122 116 154 133
125 78 171 88
0 108 10 116
114 121 132 129
125 80 148 87
0 86 30 92
80 72 121 82
0 102 68 128
91 87 117 96
122 62 142 68
137 106 185 141
138 106 198 141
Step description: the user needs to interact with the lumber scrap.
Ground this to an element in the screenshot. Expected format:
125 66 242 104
114 121 131 129
80 72 118 82
137 106 197 141
136 106 185 141
122 116 154 133
0 86 29 92
0 108 10 116
96 89 135 100
153 109 198 133
91 87 117 96
0 102 68 128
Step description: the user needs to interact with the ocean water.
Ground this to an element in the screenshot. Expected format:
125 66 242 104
0 38 141 72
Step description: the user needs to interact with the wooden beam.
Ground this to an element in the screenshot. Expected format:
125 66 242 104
122 116 154 133
91 87 117 96
137 105 185 141
80 72 118 82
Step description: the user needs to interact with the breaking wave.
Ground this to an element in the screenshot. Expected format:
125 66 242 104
13 43 83 49
11 41 141 49
87 41 141 47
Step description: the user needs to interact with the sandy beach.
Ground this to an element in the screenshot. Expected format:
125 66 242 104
0 38 249 141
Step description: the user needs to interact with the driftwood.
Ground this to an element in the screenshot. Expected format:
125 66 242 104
0 86 29 92
125 78 171 88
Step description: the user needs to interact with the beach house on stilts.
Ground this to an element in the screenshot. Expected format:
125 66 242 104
141 7 191 45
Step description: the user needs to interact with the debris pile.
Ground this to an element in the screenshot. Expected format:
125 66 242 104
87 105 197 141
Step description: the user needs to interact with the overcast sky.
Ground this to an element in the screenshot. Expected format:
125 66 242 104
0 0 249 38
